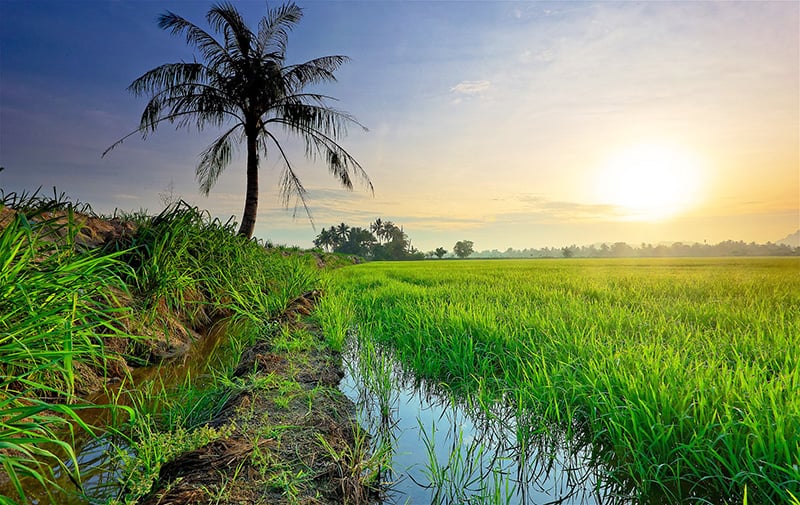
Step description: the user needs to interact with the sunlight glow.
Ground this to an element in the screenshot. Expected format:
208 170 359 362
595 144 704 221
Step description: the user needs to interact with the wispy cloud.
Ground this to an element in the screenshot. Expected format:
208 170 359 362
112 193 141 201
450 80 491 95
504 194 624 222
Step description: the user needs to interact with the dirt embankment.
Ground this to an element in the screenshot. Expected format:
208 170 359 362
141 292 373 505
0 206 137 249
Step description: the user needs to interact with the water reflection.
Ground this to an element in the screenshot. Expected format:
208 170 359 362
339 335 617 505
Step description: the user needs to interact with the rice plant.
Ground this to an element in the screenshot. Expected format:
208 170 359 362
318 258 800 503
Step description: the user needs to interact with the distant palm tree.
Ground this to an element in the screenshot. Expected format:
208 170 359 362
104 2 372 238
382 221 403 243
326 225 339 248
370 218 384 243
347 226 375 247
378 220 396 243
313 227 336 252
335 222 349 242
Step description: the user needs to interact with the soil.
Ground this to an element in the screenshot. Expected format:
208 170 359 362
0 206 137 249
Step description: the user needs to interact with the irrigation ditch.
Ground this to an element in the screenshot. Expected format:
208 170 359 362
0 196 375 505
340 331 610 505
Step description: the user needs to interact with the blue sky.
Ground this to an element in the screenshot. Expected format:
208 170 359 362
1 1 798 250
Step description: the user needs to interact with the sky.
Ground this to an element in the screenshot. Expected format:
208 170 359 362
1 1 798 251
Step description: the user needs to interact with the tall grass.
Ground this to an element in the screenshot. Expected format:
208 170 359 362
98 204 322 503
317 258 800 503
1 196 322 503
116 202 319 328
0 201 135 503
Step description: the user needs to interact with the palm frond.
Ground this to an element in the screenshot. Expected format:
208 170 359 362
128 63 207 97
140 85 237 132
256 2 303 57
262 131 312 223
197 124 243 195
208 2 254 60
263 97 371 193
157 12 232 71
282 56 349 89
273 99 367 139
266 116 372 195
127 61 241 133
309 132 372 194
103 109 228 157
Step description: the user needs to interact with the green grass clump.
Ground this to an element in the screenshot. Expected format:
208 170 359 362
1 195 323 503
114 202 318 328
0 203 137 502
317 258 800 503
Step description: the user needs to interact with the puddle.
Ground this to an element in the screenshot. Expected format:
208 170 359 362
339 335 616 504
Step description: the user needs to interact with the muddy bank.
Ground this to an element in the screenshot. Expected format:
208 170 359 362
136 294 374 505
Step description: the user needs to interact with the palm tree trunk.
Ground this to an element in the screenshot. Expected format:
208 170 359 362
237 133 259 238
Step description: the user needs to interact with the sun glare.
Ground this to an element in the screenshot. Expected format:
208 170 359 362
595 144 704 221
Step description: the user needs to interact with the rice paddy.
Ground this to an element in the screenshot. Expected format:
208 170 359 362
2 189 798 504
317 258 800 503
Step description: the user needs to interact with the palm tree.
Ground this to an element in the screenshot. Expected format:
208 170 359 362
378 220 396 244
104 2 372 238
369 218 384 244
336 222 349 242
313 227 336 252
326 226 340 249
347 227 375 248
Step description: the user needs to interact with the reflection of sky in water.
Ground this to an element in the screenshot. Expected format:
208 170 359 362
53 434 129 503
340 337 612 504
15 325 233 505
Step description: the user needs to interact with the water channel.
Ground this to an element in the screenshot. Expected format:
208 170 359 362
1 323 236 504
340 334 620 505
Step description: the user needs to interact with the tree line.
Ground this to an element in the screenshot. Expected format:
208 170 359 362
313 220 479 261
317 223 799 260
313 219 424 260
475 240 799 259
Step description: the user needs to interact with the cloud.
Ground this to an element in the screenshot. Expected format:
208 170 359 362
112 193 141 200
450 80 491 95
534 49 555 63
506 193 625 222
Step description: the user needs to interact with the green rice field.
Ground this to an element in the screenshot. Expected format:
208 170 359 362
316 258 800 503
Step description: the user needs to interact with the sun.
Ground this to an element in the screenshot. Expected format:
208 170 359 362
595 143 704 221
